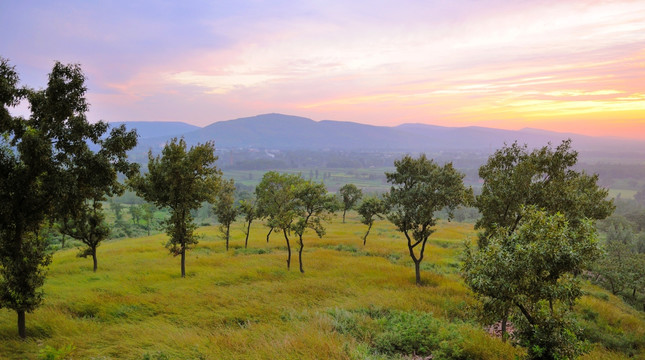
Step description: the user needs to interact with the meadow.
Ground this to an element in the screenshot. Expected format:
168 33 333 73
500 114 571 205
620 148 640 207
1 213 644 359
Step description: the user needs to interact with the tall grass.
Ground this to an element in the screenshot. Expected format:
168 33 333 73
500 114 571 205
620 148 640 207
0 213 643 359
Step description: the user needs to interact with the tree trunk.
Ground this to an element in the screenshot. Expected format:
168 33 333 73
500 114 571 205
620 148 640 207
501 308 509 342
61 234 66 249
342 209 346 223
245 221 251 248
147 223 150 236
363 223 372 246
18 310 25 339
226 224 230 251
298 235 305 273
414 261 421 285
283 229 291 270
181 246 186 278
266 227 273 243
92 250 97 272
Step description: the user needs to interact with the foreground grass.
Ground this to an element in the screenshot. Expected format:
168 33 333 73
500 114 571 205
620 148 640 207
0 214 643 359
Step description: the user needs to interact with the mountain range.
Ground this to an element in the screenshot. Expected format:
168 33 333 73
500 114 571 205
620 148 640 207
121 113 645 156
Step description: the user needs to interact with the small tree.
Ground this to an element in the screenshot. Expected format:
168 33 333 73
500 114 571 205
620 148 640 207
129 204 142 225
357 196 386 245
60 199 109 272
292 180 337 273
214 178 238 251
239 197 257 249
130 138 220 278
141 202 156 236
339 183 362 223
386 154 470 285
256 171 300 269
463 207 600 359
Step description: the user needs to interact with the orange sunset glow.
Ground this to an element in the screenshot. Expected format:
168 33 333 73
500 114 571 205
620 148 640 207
1 1 644 138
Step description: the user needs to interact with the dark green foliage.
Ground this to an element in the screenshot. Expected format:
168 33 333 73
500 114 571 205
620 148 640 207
465 140 614 356
464 207 601 359
213 178 238 251
385 154 471 285
130 138 220 278
474 140 614 246
60 201 110 272
339 183 362 223
0 58 137 337
328 308 465 358
357 196 386 245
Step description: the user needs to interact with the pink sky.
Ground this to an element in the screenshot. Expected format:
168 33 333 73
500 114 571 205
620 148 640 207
1 0 644 139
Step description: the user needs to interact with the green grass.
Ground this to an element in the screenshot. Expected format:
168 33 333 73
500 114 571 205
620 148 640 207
1 213 643 359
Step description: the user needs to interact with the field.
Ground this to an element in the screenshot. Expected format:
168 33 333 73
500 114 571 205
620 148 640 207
1 214 644 359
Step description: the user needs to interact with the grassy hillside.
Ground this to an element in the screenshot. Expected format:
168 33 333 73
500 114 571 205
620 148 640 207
1 214 643 359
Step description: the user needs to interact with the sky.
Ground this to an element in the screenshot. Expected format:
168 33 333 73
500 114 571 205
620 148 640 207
1 0 645 139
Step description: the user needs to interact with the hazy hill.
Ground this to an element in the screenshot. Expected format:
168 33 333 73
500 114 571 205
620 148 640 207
112 121 199 139
125 113 645 155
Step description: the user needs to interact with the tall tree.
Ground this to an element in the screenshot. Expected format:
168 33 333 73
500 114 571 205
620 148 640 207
386 154 470 285
213 178 238 251
256 171 300 269
339 184 362 223
239 196 257 249
0 59 137 337
292 180 337 273
357 196 386 245
465 140 614 343
130 138 220 278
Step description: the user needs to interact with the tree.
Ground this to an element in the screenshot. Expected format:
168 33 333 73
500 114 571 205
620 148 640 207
339 183 362 223
385 154 470 285
60 199 109 272
214 178 238 251
292 180 337 273
141 203 156 236
110 199 124 222
129 204 142 225
130 138 220 278
256 171 300 269
463 207 600 359
464 140 613 350
357 196 386 245
0 59 137 337
239 196 257 249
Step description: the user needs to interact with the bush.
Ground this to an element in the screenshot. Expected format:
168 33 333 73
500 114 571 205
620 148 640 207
328 308 465 358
